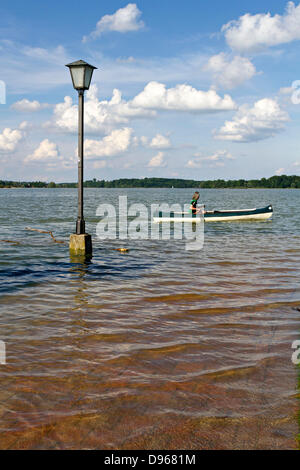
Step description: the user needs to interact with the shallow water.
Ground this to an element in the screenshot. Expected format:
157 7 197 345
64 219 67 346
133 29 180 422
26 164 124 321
0 188 299 449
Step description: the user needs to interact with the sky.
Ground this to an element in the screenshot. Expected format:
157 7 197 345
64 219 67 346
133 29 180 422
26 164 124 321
1 0 300 182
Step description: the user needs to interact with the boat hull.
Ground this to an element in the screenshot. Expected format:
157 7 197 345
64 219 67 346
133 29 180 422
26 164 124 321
153 205 273 223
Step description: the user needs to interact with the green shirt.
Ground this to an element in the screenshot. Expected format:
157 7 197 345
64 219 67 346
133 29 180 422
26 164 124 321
190 199 197 213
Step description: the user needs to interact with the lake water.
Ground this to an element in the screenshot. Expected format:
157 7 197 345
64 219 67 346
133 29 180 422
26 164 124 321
0 188 299 449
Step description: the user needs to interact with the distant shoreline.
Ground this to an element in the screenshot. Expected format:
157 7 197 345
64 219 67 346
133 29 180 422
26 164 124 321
0 175 299 189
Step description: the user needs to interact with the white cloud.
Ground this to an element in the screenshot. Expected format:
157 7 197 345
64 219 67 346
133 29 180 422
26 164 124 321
214 98 289 142
204 53 257 89
0 38 233 97
222 1 300 53
0 127 24 153
131 81 236 112
0 39 188 94
279 86 294 95
19 121 31 130
149 134 171 149
0 41 71 94
25 139 61 163
11 99 49 112
93 160 108 169
275 167 285 175
186 159 202 169
187 150 234 168
116 56 136 63
148 151 167 168
53 85 155 134
84 127 133 158
83 3 144 42
22 44 67 63
97 53 211 90
140 136 149 146
52 82 236 135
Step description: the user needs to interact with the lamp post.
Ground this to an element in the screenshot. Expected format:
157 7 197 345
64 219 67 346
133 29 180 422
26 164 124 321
66 60 97 255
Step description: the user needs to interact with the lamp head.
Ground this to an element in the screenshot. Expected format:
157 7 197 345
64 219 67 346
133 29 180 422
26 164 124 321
66 60 97 91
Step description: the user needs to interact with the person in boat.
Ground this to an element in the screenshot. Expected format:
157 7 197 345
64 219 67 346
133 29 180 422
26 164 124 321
190 191 201 214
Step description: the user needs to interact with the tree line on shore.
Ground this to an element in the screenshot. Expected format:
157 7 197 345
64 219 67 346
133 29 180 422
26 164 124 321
1 175 300 189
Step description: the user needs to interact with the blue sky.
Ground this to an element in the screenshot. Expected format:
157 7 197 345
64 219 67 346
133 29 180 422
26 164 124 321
1 0 300 181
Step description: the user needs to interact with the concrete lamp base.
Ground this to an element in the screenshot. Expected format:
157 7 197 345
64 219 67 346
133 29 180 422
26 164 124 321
69 233 92 256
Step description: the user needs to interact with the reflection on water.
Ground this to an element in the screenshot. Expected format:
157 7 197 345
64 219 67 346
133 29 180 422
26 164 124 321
0 188 300 449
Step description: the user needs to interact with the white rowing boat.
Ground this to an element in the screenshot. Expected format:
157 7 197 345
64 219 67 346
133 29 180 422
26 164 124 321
153 205 273 223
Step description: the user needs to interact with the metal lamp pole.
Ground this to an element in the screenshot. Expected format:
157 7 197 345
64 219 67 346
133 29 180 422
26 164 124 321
77 89 85 235
66 60 97 255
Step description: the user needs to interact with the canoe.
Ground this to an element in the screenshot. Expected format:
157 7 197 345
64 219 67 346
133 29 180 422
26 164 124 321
153 205 273 223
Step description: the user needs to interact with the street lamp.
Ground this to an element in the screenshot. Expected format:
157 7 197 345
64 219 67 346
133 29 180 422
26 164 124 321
66 60 97 255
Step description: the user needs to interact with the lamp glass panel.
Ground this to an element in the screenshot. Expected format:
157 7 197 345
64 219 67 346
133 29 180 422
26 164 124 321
84 67 94 90
70 67 85 89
